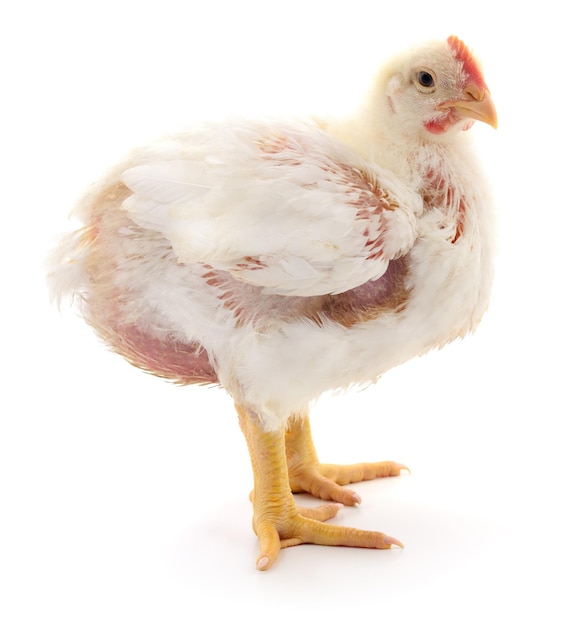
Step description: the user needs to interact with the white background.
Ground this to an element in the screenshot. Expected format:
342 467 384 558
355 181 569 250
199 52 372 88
2 1 577 624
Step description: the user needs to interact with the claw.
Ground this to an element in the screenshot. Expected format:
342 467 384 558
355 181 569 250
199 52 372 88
384 535 404 549
257 556 271 571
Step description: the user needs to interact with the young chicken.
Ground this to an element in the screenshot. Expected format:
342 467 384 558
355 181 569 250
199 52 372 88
49 36 497 570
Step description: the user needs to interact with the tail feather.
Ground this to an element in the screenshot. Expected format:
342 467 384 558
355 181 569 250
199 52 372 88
46 227 93 309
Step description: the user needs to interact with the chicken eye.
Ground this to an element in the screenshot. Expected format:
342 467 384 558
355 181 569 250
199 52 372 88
417 71 435 88
413 69 437 93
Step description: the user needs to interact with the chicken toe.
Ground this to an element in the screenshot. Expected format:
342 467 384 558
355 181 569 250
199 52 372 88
285 415 408 506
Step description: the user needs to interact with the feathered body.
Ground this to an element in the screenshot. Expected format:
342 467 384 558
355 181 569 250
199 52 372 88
49 36 496 568
52 118 492 425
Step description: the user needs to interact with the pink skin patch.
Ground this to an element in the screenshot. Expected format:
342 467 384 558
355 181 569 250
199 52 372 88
424 113 457 135
424 111 475 135
113 324 218 385
424 109 470 135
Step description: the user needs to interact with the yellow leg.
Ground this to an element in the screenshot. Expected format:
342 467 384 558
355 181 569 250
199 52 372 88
285 414 408 505
237 405 402 571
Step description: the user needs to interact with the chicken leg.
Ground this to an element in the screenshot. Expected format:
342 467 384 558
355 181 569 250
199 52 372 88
237 405 402 571
285 414 408 506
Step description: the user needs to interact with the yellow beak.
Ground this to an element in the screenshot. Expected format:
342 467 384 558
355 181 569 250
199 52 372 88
438 83 498 129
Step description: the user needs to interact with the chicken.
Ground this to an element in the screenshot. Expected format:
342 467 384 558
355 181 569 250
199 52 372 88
49 35 497 570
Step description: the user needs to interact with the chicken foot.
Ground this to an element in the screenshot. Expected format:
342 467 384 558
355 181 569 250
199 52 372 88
285 414 408 506
237 405 402 571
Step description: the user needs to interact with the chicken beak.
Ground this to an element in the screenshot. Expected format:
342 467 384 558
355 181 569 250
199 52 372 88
438 83 498 129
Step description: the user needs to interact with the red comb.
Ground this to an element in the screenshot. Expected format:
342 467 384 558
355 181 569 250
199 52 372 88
447 35 487 88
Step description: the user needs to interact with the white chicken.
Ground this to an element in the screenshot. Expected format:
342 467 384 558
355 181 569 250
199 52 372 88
49 35 497 570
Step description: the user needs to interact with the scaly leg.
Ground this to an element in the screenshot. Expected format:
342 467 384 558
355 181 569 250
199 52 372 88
285 414 408 506
237 405 401 571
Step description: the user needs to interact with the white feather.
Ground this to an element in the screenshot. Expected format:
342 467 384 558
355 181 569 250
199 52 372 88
120 120 419 296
